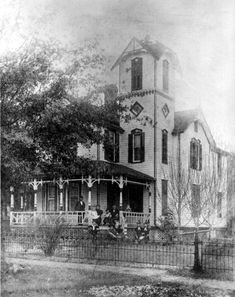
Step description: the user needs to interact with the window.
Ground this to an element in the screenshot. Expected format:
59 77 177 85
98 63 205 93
163 59 169 92
217 152 222 178
131 57 142 91
128 129 145 163
162 179 168 215
162 130 168 164
104 130 119 163
217 192 222 218
191 184 200 218
190 139 202 170
130 101 144 117
194 121 198 133
48 185 56 211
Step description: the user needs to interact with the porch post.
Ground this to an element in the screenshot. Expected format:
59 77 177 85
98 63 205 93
119 175 124 210
10 186 14 211
65 184 68 211
20 192 24 211
58 177 64 211
87 176 92 210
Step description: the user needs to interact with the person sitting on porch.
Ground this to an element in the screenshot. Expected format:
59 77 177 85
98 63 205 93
135 221 143 243
110 205 119 227
142 220 150 242
93 204 103 226
75 196 86 224
103 209 111 226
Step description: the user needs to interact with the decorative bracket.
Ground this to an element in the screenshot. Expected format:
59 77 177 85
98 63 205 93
28 179 43 191
82 175 100 188
112 175 127 189
56 177 69 190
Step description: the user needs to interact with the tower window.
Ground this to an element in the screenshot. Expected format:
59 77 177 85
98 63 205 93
163 59 169 93
131 57 142 91
128 129 145 163
190 139 202 170
162 130 168 164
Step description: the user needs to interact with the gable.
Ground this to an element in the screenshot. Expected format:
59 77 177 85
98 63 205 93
111 36 180 71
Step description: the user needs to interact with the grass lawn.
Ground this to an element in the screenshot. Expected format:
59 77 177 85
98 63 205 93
1 260 234 297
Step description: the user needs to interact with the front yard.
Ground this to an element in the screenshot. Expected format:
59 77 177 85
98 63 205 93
1 258 235 297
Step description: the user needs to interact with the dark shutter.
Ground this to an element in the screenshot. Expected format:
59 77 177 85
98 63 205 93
128 134 133 163
162 180 168 215
115 132 119 163
199 143 202 170
141 132 145 162
162 130 168 164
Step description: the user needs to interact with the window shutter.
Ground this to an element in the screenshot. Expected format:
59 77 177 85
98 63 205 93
199 143 202 170
140 132 145 162
115 132 119 163
128 134 133 163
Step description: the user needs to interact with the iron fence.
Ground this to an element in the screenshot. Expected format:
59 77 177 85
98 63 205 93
2 228 235 279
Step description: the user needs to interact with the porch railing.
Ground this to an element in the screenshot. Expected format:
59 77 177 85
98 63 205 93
10 211 86 226
10 211 150 227
122 211 150 225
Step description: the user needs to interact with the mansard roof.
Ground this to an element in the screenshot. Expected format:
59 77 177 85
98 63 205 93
172 108 216 147
111 37 180 71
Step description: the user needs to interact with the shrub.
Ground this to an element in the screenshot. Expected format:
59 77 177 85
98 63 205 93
32 216 66 256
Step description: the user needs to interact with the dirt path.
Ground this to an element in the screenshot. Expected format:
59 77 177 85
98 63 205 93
6 257 235 291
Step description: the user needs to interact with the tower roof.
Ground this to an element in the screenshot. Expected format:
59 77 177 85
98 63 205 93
111 36 180 71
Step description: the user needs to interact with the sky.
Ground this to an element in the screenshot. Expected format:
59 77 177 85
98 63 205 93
1 0 235 151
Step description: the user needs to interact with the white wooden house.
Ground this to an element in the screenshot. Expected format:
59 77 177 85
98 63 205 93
10 36 229 232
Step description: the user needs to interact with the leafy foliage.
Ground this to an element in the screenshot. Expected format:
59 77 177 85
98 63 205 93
1 39 126 195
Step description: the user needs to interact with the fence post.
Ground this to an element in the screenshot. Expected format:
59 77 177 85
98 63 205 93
193 231 202 272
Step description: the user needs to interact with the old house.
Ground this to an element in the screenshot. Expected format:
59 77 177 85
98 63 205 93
10 37 229 234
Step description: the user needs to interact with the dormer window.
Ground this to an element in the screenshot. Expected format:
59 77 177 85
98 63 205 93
131 57 142 91
163 59 169 93
128 129 145 163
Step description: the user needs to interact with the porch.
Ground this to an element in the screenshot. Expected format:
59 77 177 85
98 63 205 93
9 161 155 228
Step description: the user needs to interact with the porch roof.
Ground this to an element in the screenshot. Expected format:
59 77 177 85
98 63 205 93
92 161 155 182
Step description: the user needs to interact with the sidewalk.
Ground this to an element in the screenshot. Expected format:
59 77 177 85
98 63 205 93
6 256 235 291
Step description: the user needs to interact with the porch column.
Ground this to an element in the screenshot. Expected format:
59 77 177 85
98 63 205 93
87 176 92 210
58 177 64 211
29 179 42 211
10 186 14 211
65 184 68 212
119 176 124 210
20 190 24 211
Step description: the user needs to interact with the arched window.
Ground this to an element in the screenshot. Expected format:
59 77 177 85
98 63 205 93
163 59 169 92
128 129 145 163
190 139 202 170
162 130 168 164
131 57 142 91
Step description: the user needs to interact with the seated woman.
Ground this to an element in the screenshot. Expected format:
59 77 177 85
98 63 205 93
103 209 111 226
93 204 103 226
